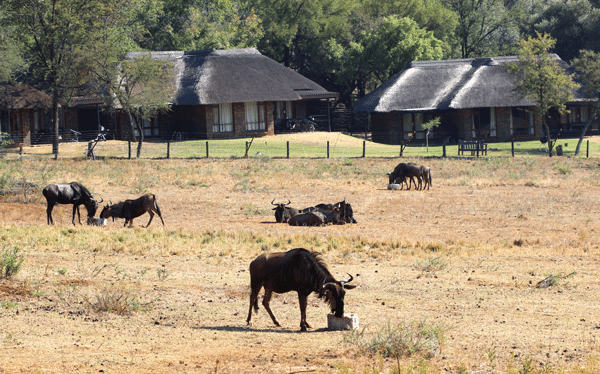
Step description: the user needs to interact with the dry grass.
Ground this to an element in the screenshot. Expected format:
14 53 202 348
0 155 600 373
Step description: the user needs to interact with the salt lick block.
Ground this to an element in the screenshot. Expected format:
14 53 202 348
387 184 400 190
327 313 359 331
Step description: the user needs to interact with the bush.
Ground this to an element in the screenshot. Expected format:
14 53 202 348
0 246 25 279
344 319 447 360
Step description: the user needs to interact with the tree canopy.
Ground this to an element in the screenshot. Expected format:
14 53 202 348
506 33 580 156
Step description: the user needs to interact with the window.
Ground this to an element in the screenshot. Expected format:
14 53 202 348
564 106 589 124
33 111 41 131
472 108 496 138
245 102 266 131
134 117 159 137
511 107 534 136
143 117 159 136
212 103 233 133
402 112 431 140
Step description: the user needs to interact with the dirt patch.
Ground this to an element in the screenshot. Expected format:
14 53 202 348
0 157 599 373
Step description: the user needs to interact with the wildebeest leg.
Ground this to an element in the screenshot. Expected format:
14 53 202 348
145 211 155 228
46 203 55 225
261 288 280 327
298 293 310 332
72 204 81 225
247 285 261 326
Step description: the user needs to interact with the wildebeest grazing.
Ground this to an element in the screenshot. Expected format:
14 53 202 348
288 211 327 226
271 199 299 223
247 248 356 331
42 182 103 225
421 166 432 190
388 163 423 190
388 163 431 190
100 194 164 228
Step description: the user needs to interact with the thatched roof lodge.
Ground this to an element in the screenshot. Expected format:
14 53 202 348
0 84 52 145
354 55 597 144
118 48 338 140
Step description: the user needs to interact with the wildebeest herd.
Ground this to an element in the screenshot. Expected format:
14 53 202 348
271 198 357 226
40 162 429 331
43 182 164 228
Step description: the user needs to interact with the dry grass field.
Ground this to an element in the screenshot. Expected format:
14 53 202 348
1 133 600 373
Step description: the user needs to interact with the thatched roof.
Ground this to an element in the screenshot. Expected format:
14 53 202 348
354 55 587 113
127 48 337 105
0 83 52 110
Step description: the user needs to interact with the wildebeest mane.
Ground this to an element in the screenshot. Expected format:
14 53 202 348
284 249 336 306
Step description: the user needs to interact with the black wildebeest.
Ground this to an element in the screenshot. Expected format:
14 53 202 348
420 166 432 190
288 211 327 226
247 248 356 331
42 182 103 225
271 199 299 223
304 198 356 224
388 163 424 190
100 194 164 228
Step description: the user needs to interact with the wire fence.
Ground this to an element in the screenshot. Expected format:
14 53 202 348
1 134 598 160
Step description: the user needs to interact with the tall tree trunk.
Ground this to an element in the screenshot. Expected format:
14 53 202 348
574 114 596 156
136 121 144 158
52 91 60 159
543 117 553 157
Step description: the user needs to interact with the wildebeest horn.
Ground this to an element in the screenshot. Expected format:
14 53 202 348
340 273 354 286
271 199 276 205
97 197 104 204
322 282 336 289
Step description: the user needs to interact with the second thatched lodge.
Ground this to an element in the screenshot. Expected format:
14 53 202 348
354 55 598 145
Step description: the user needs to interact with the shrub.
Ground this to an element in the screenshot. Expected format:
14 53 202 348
344 319 447 360
86 290 141 315
0 246 24 279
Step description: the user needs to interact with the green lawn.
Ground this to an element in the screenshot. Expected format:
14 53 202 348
2 133 599 159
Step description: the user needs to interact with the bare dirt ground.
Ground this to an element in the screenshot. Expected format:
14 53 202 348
1 151 600 373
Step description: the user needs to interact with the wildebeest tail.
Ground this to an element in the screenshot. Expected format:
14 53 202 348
153 195 165 226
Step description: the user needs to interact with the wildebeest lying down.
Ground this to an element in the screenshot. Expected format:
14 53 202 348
247 248 356 332
100 194 164 228
42 182 103 225
271 199 299 223
300 198 356 224
288 211 327 226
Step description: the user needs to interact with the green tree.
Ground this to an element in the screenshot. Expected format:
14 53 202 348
2 0 126 157
88 50 175 158
362 16 443 85
506 33 580 157
422 117 441 152
442 0 524 58
139 0 263 51
322 16 443 108
530 0 600 62
570 50 600 156
0 24 26 82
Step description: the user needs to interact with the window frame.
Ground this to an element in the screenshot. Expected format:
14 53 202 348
245 102 267 131
212 103 233 133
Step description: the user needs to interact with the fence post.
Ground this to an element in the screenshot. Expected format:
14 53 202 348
206 141 209 158
287 141 290 159
128 141 131 159
327 141 330 158
511 141 514 157
587 140 589 158
167 141 170 159
362 141 366 158
443 144 446 158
